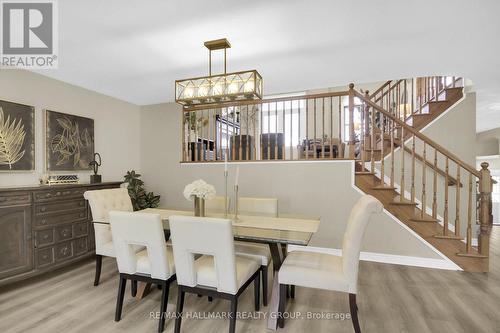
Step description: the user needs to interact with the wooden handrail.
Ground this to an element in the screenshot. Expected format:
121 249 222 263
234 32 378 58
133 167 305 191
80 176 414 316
401 145 462 186
354 90 480 178
371 79 405 104
369 80 392 99
183 90 350 112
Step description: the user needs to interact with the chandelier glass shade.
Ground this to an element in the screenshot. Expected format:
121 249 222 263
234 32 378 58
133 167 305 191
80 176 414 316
175 38 263 107
175 70 262 106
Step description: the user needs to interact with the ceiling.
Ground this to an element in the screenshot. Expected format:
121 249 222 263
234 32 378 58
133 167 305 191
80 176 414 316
36 0 500 132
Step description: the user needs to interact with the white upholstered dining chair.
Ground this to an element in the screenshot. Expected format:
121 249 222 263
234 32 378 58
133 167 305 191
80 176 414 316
84 188 144 287
110 211 176 333
169 215 261 333
205 196 230 213
233 197 277 306
277 195 383 333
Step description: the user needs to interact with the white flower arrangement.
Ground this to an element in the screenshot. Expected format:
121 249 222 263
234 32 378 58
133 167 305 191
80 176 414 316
183 179 216 201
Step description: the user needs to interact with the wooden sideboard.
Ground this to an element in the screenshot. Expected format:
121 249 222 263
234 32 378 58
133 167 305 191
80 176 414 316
0 182 121 287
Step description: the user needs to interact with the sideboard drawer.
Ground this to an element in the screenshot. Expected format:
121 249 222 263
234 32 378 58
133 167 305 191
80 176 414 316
0 192 31 207
35 228 55 248
55 225 73 242
74 237 88 256
35 200 86 215
36 247 55 268
34 210 87 228
73 222 88 237
55 241 73 262
34 188 87 203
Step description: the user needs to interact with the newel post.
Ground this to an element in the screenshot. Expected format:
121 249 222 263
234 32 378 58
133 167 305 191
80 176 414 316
478 162 493 259
348 83 356 159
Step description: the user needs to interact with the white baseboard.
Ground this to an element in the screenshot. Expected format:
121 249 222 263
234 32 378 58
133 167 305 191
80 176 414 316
287 245 462 271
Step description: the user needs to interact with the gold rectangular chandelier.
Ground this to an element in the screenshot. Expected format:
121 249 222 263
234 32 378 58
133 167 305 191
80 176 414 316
175 38 263 107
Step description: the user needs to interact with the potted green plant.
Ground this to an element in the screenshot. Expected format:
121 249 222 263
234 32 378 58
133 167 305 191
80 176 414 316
123 170 160 211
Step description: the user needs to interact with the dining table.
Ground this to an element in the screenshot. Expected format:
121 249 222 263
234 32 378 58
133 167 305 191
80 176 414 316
134 208 321 330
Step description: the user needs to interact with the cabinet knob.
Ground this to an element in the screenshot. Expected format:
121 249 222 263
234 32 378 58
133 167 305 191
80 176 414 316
45 193 51 198
41 219 47 225
42 254 48 260
43 234 49 240
40 207 47 212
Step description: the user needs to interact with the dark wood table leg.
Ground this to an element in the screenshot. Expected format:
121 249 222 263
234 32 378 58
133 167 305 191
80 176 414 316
268 243 282 272
136 282 152 300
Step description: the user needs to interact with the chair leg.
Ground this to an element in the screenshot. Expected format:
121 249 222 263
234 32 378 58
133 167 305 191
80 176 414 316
208 296 213 302
254 272 260 311
278 284 287 328
349 293 361 333
94 255 102 286
229 297 238 333
131 280 137 297
290 285 295 299
115 275 127 321
261 265 268 306
158 281 170 333
174 287 185 333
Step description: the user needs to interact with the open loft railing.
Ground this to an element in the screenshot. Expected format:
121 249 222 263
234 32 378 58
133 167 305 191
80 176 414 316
181 90 357 163
181 76 463 163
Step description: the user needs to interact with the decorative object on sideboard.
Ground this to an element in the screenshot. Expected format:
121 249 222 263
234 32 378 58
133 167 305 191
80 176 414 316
45 110 94 171
46 174 79 185
0 101 35 171
123 170 160 211
89 152 102 184
183 179 216 217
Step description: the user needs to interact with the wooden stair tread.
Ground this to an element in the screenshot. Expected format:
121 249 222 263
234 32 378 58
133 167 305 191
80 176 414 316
372 184 396 190
391 197 417 206
354 172 487 272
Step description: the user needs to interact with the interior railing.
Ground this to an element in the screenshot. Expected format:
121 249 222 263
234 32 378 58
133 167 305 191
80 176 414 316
181 90 356 162
355 90 493 262
368 76 463 121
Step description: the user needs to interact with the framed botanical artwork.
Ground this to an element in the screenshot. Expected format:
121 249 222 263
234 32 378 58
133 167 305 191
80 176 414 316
0 100 35 171
45 110 94 171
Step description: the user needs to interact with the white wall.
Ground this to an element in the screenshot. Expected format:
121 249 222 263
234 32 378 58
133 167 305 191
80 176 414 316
0 70 141 186
140 101 443 259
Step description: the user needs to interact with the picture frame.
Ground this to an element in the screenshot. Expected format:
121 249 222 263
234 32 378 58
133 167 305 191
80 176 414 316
0 100 35 172
45 110 94 171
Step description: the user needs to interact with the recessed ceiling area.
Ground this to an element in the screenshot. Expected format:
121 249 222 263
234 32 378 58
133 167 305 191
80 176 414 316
34 0 500 132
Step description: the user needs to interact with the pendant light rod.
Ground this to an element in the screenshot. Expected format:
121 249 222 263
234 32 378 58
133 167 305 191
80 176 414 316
204 38 231 76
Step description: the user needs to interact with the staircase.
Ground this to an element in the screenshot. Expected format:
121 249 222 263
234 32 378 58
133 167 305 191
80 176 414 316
352 78 492 272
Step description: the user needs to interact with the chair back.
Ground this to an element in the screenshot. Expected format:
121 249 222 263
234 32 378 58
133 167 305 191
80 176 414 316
84 188 133 223
238 197 278 217
109 211 172 280
84 188 133 255
205 196 231 214
169 216 238 294
341 195 383 287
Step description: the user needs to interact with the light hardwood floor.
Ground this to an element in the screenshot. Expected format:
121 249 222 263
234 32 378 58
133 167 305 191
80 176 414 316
1 227 499 333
